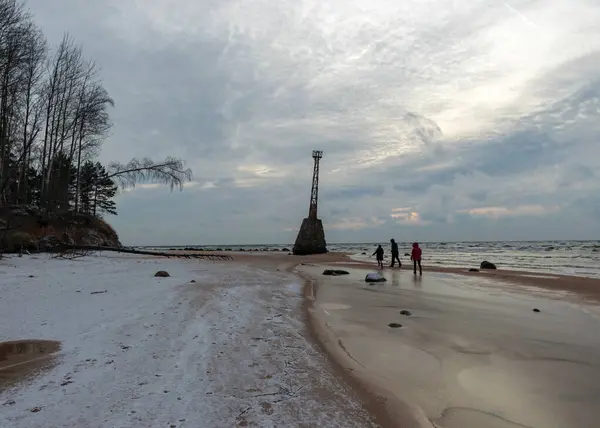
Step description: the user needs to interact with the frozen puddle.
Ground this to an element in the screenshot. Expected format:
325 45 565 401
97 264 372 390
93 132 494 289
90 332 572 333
0 340 61 386
0 254 377 428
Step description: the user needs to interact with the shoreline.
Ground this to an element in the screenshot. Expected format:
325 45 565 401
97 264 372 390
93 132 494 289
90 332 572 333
297 267 435 428
227 252 422 427
217 250 600 303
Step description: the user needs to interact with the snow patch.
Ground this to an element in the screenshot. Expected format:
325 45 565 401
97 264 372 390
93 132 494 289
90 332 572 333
0 254 377 427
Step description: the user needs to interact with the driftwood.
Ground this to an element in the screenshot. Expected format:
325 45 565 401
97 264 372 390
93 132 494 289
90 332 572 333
60 245 234 261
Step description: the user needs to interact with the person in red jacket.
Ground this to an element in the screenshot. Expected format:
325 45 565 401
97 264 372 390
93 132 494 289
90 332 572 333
410 242 422 275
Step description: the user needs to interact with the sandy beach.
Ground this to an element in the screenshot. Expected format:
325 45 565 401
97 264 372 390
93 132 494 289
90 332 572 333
2 250 600 428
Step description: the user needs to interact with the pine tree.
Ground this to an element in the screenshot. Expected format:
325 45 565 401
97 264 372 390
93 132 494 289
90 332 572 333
46 152 76 211
78 160 96 215
77 161 117 217
92 162 117 217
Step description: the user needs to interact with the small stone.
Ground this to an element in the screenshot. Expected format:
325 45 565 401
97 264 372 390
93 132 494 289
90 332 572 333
469 268 479 272
30 407 41 413
190 280 196 283
154 270 170 277
3 400 16 406
388 323 402 328
533 308 540 313
400 310 412 316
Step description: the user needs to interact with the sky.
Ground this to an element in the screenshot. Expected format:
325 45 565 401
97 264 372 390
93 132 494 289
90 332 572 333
24 0 600 245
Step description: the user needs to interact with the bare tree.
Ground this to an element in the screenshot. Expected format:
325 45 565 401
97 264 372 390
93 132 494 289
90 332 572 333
0 0 30 202
15 24 46 203
0 0 195 232
73 76 114 212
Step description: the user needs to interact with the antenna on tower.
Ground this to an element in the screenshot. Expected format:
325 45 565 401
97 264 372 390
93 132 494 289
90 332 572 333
293 150 327 255
308 150 322 219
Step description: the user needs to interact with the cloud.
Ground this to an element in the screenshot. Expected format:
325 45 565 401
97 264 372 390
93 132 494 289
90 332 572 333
328 217 386 231
23 0 600 244
457 204 559 219
390 208 430 226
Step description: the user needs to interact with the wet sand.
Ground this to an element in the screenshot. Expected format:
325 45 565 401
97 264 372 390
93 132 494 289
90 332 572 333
296 262 600 428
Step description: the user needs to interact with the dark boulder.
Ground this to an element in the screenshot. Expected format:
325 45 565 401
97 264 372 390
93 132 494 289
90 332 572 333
323 269 349 276
154 271 170 277
480 261 497 270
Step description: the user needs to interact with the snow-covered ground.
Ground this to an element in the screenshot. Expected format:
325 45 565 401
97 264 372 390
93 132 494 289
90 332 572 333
0 254 377 428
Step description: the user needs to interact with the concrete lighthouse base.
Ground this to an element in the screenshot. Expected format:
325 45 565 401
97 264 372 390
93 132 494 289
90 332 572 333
292 217 327 255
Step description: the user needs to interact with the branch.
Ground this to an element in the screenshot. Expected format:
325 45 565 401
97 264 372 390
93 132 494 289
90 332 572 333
106 157 193 191
60 245 233 261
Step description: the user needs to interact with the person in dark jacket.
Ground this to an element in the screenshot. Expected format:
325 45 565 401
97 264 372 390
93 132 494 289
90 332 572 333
389 239 402 267
372 245 384 269
411 242 422 275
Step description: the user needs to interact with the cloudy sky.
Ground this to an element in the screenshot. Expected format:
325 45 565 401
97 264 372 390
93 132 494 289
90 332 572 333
26 0 600 245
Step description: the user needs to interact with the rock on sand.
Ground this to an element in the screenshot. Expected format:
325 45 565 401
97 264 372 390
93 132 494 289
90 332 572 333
365 272 386 282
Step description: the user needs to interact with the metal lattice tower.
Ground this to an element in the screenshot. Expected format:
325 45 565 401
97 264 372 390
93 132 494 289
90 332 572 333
292 150 327 255
308 150 323 219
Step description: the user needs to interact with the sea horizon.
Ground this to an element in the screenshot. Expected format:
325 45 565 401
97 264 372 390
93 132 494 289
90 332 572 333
140 239 600 247
137 240 600 279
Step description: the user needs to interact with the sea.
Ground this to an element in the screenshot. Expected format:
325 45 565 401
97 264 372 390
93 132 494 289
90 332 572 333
143 241 600 279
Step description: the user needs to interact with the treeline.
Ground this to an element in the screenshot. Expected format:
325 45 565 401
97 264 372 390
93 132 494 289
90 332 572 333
0 0 191 219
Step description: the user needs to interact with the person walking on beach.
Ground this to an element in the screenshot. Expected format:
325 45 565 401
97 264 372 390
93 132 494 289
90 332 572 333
411 242 423 275
372 245 384 269
389 239 402 268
